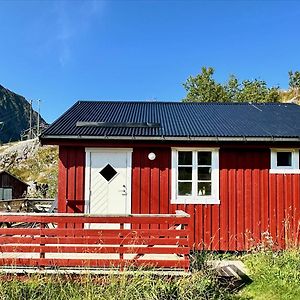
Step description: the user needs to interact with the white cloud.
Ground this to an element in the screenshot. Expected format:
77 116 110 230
54 0 106 66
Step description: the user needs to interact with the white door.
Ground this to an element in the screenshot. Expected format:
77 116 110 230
85 149 132 228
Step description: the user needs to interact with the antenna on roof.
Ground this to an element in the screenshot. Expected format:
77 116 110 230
37 99 41 136
22 99 43 140
29 99 33 139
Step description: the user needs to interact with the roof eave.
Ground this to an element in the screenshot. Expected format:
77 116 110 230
40 135 300 142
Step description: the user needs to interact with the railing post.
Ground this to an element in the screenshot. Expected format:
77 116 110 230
120 223 124 271
186 213 193 271
176 210 191 272
40 221 45 268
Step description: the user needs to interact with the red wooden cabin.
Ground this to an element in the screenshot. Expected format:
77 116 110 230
41 101 300 251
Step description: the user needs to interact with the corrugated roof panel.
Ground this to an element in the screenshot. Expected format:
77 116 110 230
41 101 300 140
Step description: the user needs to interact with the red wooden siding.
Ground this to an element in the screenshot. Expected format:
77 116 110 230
219 149 269 251
132 147 171 231
58 145 300 251
58 146 85 213
131 147 300 251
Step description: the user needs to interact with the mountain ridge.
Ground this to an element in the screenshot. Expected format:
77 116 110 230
0 84 46 143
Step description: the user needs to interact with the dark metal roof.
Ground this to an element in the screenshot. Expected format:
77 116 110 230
0 170 29 185
41 101 300 141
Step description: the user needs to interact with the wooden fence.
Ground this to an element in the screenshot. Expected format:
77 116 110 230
0 211 191 271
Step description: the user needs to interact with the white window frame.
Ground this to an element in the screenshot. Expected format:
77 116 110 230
270 148 300 174
171 148 220 204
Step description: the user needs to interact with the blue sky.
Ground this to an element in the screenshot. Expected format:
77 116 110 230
0 0 300 123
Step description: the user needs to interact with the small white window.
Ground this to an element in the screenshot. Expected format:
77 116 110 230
171 148 220 204
0 187 12 200
270 149 300 174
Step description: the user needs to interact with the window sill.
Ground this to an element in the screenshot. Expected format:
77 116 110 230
269 169 300 174
171 198 220 205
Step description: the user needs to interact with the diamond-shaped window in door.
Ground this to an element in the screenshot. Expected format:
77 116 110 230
99 164 118 182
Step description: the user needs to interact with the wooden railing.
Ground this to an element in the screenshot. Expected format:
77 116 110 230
0 211 191 271
0 198 55 213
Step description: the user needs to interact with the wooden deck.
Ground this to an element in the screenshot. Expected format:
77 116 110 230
0 211 191 271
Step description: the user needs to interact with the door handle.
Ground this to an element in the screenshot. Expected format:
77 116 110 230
118 185 127 195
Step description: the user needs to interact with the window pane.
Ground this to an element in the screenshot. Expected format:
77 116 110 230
178 151 192 165
277 152 292 167
198 152 211 165
3 188 12 200
99 164 118 182
178 182 192 196
198 167 211 180
178 167 192 180
198 182 212 196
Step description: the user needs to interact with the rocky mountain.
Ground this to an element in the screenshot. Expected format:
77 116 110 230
0 138 58 198
0 84 47 143
280 89 300 104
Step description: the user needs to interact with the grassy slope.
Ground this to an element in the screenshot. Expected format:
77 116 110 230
0 140 58 198
9 146 58 197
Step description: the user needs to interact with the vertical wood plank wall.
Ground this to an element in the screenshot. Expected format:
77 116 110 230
58 145 300 251
58 146 85 214
131 147 300 251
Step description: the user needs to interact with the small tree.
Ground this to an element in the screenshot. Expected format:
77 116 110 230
236 79 280 103
225 75 240 102
288 71 300 99
183 67 228 102
183 67 280 103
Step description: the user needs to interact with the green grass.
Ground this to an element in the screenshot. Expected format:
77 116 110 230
240 249 300 300
1 250 300 299
0 270 235 300
190 249 300 300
